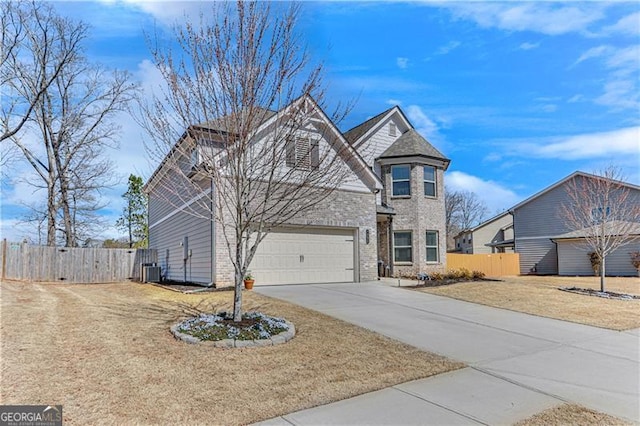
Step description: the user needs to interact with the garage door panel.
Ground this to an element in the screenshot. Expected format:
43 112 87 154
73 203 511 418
250 227 355 285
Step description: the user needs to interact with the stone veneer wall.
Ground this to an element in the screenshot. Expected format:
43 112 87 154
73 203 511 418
383 164 447 277
213 189 377 287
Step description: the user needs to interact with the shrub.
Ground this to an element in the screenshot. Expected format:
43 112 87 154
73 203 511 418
472 270 486 279
630 252 640 271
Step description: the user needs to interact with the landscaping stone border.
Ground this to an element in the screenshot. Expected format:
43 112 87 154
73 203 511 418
559 286 640 301
170 320 296 348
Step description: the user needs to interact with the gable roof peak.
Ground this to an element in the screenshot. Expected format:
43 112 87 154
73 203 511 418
377 128 450 165
344 105 407 145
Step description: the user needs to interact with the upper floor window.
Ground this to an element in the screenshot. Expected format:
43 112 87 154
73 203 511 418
393 231 413 263
392 165 411 196
591 206 611 224
426 230 439 262
286 136 319 170
424 165 436 197
389 122 397 137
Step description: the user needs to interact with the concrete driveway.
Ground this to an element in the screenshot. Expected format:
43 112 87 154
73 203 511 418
256 282 639 425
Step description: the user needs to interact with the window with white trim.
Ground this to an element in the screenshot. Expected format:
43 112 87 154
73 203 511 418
424 165 436 197
393 231 413 263
426 230 439 262
392 165 411 196
286 136 319 170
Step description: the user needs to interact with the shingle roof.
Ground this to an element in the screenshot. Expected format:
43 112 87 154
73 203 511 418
344 106 395 145
551 221 640 239
196 107 277 132
378 129 449 161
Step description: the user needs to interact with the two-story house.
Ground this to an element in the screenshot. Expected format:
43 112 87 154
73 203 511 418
146 98 449 286
345 106 450 278
458 172 640 276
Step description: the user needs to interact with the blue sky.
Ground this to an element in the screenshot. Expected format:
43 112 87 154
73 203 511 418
2 1 639 242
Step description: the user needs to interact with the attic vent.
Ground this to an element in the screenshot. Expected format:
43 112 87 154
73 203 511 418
389 123 397 137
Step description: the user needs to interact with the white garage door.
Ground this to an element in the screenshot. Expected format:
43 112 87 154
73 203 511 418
250 227 355 285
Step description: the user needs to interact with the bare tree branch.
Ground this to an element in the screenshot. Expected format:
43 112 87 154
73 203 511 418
5 3 138 246
1 1 85 144
139 1 356 321
559 166 640 291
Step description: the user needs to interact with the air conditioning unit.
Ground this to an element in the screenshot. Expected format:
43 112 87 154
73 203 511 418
142 266 161 283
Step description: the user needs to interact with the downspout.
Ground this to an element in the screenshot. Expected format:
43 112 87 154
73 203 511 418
508 209 519 273
388 214 393 277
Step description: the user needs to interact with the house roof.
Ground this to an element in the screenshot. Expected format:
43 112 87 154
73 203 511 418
551 221 640 240
377 129 450 163
144 95 383 193
344 106 396 145
510 171 640 213
195 107 277 133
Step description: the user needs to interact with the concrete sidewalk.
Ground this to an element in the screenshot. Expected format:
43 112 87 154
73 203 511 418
255 282 640 425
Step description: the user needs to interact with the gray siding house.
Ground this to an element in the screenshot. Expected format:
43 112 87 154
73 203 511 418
146 99 449 286
466 171 640 276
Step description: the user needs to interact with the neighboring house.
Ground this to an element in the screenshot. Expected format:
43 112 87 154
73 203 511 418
466 171 640 276
453 211 514 254
146 98 449 286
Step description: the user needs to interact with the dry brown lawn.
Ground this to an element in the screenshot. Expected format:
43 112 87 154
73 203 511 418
516 404 633 426
0 281 462 425
418 276 640 330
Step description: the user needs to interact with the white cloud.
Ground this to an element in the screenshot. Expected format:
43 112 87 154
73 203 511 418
386 99 402 106
396 57 409 69
606 45 640 72
118 0 207 27
436 41 461 55
603 11 640 36
567 94 583 103
572 44 639 110
573 45 610 66
509 127 640 160
595 80 639 110
519 42 539 50
443 3 605 36
405 105 440 140
446 171 521 213
540 104 557 113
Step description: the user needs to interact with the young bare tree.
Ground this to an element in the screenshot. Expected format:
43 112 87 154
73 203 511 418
1 1 84 144
445 187 488 249
6 4 137 246
139 2 356 321
559 166 640 292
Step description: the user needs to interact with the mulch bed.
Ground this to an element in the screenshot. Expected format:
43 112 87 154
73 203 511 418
408 277 500 289
559 287 640 301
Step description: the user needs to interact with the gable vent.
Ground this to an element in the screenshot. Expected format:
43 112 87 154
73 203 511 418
389 122 397 137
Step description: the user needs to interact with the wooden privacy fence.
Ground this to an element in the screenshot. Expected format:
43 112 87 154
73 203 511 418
1 240 157 283
447 253 520 277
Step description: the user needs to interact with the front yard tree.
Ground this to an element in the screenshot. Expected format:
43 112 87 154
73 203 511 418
560 166 640 292
116 174 148 248
139 1 351 322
